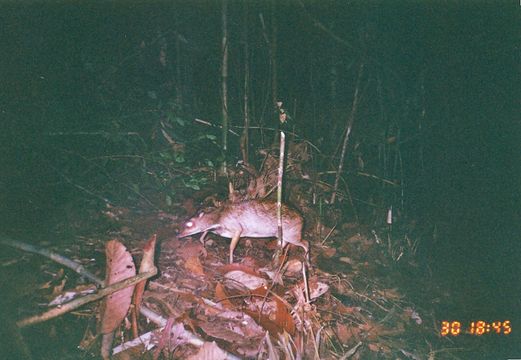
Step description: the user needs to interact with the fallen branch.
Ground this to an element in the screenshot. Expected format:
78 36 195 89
0 235 103 286
17 269 157 328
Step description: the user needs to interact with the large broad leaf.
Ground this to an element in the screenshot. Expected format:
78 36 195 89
100 240 136 334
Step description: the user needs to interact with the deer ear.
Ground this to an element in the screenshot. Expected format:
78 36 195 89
198 212 205 218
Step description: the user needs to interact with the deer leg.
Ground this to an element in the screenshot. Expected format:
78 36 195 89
229 230 242 263
199 231 208 244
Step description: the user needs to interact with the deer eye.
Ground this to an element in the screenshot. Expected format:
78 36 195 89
186 221 194 228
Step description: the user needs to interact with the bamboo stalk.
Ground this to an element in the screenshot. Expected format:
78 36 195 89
221 0 229 174
330 62 364 204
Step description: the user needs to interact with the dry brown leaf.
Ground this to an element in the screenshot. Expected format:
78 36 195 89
132 234 157 338
100 240 136 334
361 320 405 340
78 326 97 350
39 280 53 290
283 259 303 275
178 241 205 261
51 278 67 297
215 282 234 309
403 307 423 324
375 287 402 300
368 343 380 352
367 342 392 354
347 234 364 243
134 234 157 311
185 256 205 276
335 303 359 315
219 262 260 276
275 298 295 335
380 344 392 354
378 322 405 337
250 285 269 297
197 312 264 357
335 323 353 343
239 256 259 268
243 309 283 337
321 247 337 258
292 276 329 301
224 270 267 290
339 256 353 264
100 240 136 360
187 341 227 360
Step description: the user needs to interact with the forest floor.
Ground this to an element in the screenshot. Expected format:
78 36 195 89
3 189 507 360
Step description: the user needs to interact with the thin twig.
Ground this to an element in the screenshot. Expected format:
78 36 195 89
277 131 285 246
0 236 103 286
194 118 240 136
